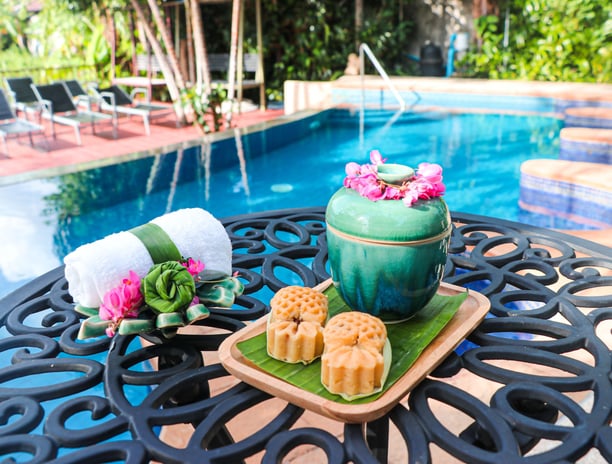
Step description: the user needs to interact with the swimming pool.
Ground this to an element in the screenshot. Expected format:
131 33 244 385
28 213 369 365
0 107 568 299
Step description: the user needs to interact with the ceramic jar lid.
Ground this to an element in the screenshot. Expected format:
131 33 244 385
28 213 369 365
325 188 451 242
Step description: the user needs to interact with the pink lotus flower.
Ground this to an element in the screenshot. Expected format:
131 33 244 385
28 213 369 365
343 151 445 207
99 270 143 337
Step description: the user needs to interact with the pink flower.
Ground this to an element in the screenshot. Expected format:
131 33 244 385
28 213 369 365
343 152 445 207
345 162 361 177
416 163 445 196
369 150 386 165
383 186 403 200
416 162 442 182
402 188 420 206
99 270 143 336
360 182 385 201
182 258 205 277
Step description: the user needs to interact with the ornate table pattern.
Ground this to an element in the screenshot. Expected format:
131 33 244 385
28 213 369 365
0 207 610 463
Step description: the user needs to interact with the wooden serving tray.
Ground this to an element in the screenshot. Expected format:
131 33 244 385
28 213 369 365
219 281 490 423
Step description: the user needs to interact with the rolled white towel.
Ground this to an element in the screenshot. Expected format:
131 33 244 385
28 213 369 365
64 208 232 308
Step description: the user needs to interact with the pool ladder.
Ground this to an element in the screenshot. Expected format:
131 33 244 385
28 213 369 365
359 43 420 111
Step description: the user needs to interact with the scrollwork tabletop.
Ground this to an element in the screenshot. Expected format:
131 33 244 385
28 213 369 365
0 207 610 463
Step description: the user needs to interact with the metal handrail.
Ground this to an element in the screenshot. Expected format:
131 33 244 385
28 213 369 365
359 43 416 111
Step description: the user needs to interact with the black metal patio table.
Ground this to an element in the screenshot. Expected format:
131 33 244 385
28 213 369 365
1 207 610 464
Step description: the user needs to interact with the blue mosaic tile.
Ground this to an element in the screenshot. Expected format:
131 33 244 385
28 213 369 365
554 100 612 113
331 89 557 113
564 115 612 130
559 139 612 164
520 174 612 225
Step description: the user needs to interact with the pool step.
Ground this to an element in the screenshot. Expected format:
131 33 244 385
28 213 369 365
519 159 612 228
564 106 612 129
559 128 612 164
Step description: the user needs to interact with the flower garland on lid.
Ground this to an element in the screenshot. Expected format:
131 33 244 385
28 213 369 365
343 150 445 206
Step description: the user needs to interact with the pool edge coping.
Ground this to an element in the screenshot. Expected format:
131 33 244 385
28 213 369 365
0 110 322 187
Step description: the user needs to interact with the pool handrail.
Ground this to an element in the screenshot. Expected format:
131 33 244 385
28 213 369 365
358 43 421 111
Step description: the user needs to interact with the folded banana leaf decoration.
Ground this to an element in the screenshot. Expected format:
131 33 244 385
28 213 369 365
76 275 244 340
74 219 242 340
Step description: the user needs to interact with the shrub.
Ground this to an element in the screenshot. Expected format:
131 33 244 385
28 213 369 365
461 0 611 83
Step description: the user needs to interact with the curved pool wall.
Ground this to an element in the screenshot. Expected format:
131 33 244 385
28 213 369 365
328 76 612 115
333 88 560 114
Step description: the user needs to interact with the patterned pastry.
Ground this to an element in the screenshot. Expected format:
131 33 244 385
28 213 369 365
323 310 387 354
267 286 328 364
321 311 389 397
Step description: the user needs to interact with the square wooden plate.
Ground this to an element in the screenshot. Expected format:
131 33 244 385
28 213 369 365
219 280 490 423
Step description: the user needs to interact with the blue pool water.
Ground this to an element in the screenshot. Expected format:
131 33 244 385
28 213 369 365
0 107 570 299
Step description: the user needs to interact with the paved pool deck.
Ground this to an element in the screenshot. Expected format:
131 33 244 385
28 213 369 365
0 107 285 184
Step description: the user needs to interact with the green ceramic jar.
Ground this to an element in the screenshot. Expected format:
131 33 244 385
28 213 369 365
326 182 451 322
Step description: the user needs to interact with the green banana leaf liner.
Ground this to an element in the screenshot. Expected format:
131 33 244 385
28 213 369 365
237 285 467 404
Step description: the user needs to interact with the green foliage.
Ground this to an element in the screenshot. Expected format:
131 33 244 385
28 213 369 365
262 0 351 84
2 0 415 101
0 0 30 50
0 0 132 86
180 85 228 133
0 47 97 83
358 7 414 75
253 0 414 101
4 0 607 102
462 0 611 82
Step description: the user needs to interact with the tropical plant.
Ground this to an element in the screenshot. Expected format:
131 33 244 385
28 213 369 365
2 1 415 104
257 0 414 100
180 84 228 134
357 5 414 75
461 0 611 82
0 0 31 51
0 0 133 84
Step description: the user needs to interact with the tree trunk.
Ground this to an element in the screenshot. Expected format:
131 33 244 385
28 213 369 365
145 0 186 90
227 0 242 118
106 8 116 81
355 0 363 50
129 12 137 75
128 0 185 121
184 0 195 84
188 0 211 92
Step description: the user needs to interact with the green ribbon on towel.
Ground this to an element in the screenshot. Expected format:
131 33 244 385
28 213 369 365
129 222 182 264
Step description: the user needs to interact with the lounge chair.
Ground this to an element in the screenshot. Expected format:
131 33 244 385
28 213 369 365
0 88 44 154
112 53 168 104
61 79 99 109
31 82 116 145
93 84 175 135
4 76 41 118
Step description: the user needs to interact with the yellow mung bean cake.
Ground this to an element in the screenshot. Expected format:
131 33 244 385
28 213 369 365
266 286 328 364
321 311 388 397
323 309 387 353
